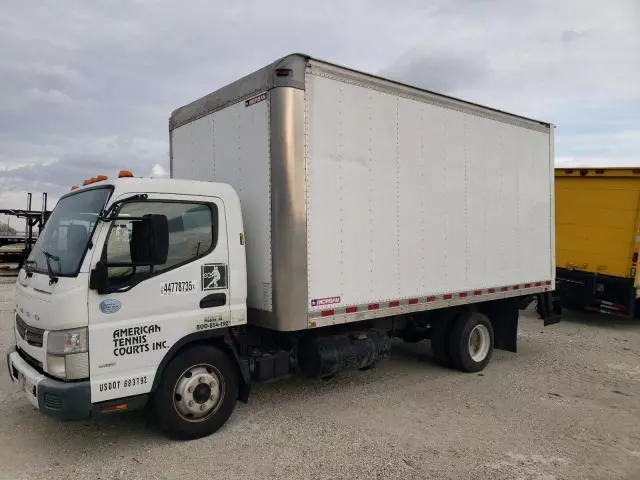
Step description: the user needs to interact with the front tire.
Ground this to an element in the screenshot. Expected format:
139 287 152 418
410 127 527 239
448 312 494 372
153 345 238 440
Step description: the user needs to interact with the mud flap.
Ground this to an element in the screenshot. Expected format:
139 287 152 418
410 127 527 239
535 291 562 326
479 298 519 353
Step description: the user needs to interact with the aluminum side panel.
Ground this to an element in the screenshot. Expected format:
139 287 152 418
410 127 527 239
305 73 553 312
269 87 308 331
170 116 215 181
170 98 272 313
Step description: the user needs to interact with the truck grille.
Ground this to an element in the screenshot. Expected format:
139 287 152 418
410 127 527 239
16 314 44 348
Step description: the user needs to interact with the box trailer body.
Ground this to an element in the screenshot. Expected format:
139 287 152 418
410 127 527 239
7 54 557 441
556 168 640 316
170 54 555 332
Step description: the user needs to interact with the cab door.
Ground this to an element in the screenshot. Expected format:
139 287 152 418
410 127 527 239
87 194 233 403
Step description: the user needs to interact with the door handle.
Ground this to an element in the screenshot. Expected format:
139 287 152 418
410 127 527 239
200 293 226 308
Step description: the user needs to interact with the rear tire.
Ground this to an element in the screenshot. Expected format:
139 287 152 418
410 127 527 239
153 345 238 440
448 312 494 372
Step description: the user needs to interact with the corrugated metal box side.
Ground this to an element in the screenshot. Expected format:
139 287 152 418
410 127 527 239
555 168 640 279
170 53 554 332
170 54 311 331
170 78 275 318
305 60 554 327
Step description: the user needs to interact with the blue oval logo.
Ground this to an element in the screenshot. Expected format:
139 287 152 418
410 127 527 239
99 299 121 314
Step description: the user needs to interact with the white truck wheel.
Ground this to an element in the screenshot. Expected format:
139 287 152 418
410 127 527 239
153 345 238 440
448 312 494 372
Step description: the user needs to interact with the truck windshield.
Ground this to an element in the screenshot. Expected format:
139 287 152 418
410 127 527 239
27 187 112 277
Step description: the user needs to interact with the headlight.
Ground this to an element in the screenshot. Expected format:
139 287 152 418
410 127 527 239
47 353 89 380
47 328 88 355
47 354 67 378
46 328 89 380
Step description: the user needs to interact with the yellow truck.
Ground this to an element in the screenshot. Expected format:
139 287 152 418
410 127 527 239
555 168 640 317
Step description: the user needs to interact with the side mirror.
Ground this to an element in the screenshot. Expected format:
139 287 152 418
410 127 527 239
89 261 109 294
130 214 169 265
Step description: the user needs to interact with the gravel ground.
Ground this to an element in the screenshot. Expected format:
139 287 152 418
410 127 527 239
1 278 639 480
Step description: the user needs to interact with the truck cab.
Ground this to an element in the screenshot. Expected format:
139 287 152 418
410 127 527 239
7 174 249 439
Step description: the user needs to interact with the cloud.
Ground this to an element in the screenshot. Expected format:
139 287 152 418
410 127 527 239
151 164 168 178
0 134 167 210
381 52 490 93
0 0 638 211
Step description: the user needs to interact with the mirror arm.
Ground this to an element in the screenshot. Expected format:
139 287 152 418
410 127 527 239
90 261 143 295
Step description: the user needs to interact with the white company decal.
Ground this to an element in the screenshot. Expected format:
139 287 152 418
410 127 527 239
111 324 168 357
160 280 197 295
311 296 341 307
99 375 148 393
201 264 228 290
196 314 232 331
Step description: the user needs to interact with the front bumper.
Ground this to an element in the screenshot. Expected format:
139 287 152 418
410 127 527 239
6 347 91 421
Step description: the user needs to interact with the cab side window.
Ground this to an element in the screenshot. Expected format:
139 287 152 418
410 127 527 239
105 201 217 284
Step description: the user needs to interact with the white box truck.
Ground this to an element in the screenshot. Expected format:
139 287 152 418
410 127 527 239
7 54 556 439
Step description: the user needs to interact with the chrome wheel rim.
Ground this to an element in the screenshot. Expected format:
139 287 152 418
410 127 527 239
173 364 224 422
468 324 490 362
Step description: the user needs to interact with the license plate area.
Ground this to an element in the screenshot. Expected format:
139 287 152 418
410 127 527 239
10 361 38 400
23 374 36 397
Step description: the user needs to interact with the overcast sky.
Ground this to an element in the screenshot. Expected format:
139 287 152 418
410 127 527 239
0 0 638 211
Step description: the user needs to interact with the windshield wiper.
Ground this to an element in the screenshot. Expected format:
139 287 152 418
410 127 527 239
42 250 61 285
